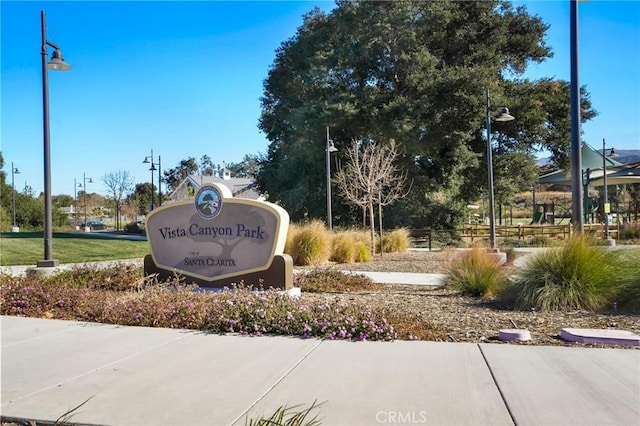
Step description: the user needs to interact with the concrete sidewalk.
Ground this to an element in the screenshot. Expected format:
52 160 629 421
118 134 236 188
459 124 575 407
2 316 638 426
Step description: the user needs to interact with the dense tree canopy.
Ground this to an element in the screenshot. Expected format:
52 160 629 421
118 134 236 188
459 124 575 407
257 0 596 228
163 157 199 192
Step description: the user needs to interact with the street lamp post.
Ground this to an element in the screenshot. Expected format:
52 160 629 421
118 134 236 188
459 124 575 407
570 0 584 233
37 10 71 268
157 155 162 206
531 185 536 223
74 178 79 228
602 138 616 245
143 150 161 210
485 88 515 251
83 173 93 232
11 162 20 232
325 126 339 231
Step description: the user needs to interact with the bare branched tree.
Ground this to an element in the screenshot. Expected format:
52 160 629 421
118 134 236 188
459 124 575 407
103 170 135 231
334 139 409 254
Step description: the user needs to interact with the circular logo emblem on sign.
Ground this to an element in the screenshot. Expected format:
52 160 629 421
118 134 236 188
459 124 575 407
195 185 223 219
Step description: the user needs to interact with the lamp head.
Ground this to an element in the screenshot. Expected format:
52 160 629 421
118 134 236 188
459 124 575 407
47 49 72 71
495 107 515 122
608 147 617 158
327 140 338 153
142 157 150 164
13 168 20 174
150 163 157 171
87 178 93 184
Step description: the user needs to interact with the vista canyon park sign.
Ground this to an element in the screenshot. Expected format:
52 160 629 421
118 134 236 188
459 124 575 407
144 183 292 289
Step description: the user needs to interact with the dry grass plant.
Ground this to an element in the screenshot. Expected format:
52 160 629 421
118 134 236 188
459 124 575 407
444 245 508 297
286 220 332 266
379 228 410 253
330 229 373 263
245 400 325 426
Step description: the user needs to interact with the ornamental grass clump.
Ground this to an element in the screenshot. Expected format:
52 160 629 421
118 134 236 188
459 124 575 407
287 220 331 266
330 232 359 264
245 400 324 426
330 230 372 263
444 246 507 297
379 228 410 253
504 234 620 311
284 223 301 256
355 241 371 263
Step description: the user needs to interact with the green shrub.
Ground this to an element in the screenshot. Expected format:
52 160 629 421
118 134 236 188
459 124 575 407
529 235 551 247
619 222 640 240
502 238 530 248
287 220 331 266
613 248 640 311
1 276 396 341
504 234 620 311
380 228 410 253
43 264 143 291
444 246 508 297
294 269 383 293
0 205 10 232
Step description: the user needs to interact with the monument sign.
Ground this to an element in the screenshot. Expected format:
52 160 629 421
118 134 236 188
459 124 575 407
143 183 292 289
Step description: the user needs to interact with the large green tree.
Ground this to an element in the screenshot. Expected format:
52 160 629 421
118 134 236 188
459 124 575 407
163 157 199 192
257 0 596 228
227 154 261 178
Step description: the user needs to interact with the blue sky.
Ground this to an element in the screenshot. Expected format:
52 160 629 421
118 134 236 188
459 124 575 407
1 1 639 197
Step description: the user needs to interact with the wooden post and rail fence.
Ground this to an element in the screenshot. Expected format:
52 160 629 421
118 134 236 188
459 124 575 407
409 223 621 250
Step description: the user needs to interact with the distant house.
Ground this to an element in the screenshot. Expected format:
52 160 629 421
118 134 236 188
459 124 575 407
167 169 263 203
59 205 78 218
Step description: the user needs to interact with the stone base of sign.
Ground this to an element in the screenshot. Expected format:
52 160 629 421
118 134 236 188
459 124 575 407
144 254 293 290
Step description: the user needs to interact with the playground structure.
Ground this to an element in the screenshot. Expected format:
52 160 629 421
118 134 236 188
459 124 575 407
530 203 555 225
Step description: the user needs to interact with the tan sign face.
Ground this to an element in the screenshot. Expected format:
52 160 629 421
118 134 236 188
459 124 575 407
145 184 289 282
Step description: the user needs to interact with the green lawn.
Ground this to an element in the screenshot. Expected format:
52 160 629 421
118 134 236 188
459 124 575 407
0 232 151 266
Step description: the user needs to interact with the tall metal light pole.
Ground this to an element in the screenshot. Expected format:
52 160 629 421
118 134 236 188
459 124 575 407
74 178 78 227
11 162 20 232
143 150 161 210
531 185 537 223
326 126 338 230
157 155 162 206
570 0 584 233
38 10 71 268
83 173 93 232
602 138 616 244
485 88 515 251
